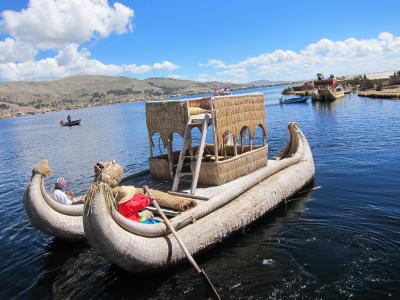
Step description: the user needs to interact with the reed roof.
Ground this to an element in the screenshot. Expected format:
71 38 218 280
145 93 266 149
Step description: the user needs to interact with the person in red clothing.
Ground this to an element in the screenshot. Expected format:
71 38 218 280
113 185 161 224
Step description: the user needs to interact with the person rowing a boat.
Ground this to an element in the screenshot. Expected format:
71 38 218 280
67 114 71 122
113 185 161 224
53 177 84 205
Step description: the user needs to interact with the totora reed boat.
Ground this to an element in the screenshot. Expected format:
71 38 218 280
23 160 85 240
314 73 345 101
83 93 315 272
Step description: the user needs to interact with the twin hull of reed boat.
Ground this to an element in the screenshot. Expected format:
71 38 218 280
23 173 85 240
83 123 315 272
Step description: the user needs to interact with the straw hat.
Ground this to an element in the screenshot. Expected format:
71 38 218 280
113 186 136 204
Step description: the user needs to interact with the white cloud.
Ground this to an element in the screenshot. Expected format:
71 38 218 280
200 59 226 68
0 44 179 81
152 61 179 71
0 1 180 81
200 32 400 81
1 0 134 49
0 38 37 63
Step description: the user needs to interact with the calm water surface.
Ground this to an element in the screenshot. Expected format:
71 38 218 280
0 86 399 299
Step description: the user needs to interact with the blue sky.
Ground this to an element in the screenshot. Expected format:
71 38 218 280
0 0 399 82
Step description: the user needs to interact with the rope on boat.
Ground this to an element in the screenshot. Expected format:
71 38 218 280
83 182 116 216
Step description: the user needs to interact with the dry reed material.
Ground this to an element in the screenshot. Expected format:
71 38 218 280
149 157 171 179
84 181 196 216
33 160 52 177
212 93 266 149
195 145 268 185
187 97 211 110
82 123 315 271
147 188 196 211
94 161 123 188
188 107 208 115
84 182 114 216
358 88 400 99
146 101 188 148
25 170 85 240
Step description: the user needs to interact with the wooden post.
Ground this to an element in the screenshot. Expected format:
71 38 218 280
167 134 174 179
211 99 219 162
149 136 153 158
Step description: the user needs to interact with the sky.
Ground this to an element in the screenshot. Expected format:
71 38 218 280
0 0 399 83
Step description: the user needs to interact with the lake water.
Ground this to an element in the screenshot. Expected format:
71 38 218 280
0 86 399 299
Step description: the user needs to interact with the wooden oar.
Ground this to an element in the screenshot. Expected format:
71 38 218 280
143 186 221 300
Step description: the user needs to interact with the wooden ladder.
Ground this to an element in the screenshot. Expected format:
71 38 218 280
172 114 210 195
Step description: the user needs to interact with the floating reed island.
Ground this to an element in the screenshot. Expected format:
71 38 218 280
358 87 400 99
81 93 315 272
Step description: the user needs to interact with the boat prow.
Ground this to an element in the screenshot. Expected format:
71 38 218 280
83 122 315 272
23 161 85 240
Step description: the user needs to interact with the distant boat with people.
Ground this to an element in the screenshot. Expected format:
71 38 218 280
279 95 310 104
314 73 345 101
60 119 81 126
212 87 231 96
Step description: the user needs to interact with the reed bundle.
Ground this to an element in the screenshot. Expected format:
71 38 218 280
32 160 52 177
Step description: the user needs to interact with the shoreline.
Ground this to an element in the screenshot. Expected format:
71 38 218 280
0 84 286 120
357 87 400 99
0 98 144 120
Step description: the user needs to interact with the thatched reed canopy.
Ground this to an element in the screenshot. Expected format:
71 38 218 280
145 93 266 151
145 97 211 149
212 93 266 149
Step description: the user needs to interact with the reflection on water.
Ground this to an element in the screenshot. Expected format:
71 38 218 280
1 87 400 298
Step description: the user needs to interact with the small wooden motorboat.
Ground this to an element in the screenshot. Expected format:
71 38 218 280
83 93 315 272
23 161 85 240
60 119 81 126
279 95 310 104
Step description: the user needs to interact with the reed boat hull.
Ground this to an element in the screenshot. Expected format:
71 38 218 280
317 89 345 101
83 123 315 272
23 172 85 240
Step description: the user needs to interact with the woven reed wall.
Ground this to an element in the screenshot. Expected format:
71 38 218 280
212 93 266 149
194 145 268 185
187 97 211 109
146 101 188 148
149 158 170 179
146 97 211 148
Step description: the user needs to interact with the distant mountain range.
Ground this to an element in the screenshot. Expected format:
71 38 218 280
0 75 292 118
0 75 253 118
